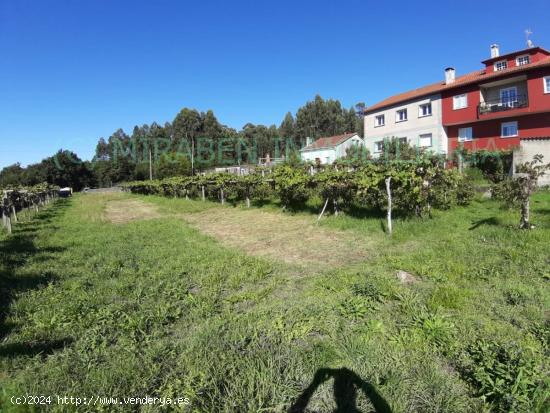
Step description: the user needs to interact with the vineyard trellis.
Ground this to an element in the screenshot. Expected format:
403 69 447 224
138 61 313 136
1 184 60 234
122 159 474 234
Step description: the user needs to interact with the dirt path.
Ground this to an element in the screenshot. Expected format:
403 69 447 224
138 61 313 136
181 208 369 268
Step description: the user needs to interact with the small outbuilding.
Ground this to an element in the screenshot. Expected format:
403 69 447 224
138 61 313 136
300 133 364 165
513 137 550 186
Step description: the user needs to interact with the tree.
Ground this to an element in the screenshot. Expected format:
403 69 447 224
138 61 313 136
239 123 278 160
279 112 296 143
493 154 550 229
23 163 49 186
337 144 371 167
155 153 191 179
93 160 115 187
42 150 94 190
344 107 359 137
0 163 25 187
202 110 223 140
94 138 110 161
295 95 349 140
354 103 366 138
172 108 202 173
378 137 420 162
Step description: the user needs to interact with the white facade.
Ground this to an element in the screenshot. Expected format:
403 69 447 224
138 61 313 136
300 134 364 164
363 94 448 156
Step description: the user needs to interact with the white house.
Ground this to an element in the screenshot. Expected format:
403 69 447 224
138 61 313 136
363 93 448 157
300 133 364 164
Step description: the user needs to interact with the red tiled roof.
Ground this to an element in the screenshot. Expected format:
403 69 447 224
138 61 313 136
364 56 550 114
301 132 358 151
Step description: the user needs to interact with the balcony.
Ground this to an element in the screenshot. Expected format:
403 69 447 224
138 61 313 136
478 95 529 116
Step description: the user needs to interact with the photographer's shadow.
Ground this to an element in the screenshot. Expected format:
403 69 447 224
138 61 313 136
288 367 392 413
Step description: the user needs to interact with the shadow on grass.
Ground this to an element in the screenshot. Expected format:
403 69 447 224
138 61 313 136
250 198 388 221
469 217 501 230
288 367 392 413
533 208 550 216
251 198 276 208
0 200 70 341
0 338 73 358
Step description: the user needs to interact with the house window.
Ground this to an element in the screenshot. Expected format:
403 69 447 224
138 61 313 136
494 60 507 71
419 134 432 147
516 55 530 66
396 109 407 122
500 87 518 107
453 94 468 109
375 115 385 127
419 103 432 117
501 121 518 138
458 127 473 142
544 76 550 94
374 141 384 152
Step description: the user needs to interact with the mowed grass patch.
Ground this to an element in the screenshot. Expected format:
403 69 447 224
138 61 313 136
0 191 548 412
104 197 162 224
98 193 374 270
180 207 372 269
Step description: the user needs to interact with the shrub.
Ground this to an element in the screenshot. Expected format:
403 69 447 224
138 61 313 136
468 149 513 183
459 340 548 412
491 154 550 228
272 164 310 210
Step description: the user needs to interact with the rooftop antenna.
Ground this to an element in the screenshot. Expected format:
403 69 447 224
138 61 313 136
525 29 534 48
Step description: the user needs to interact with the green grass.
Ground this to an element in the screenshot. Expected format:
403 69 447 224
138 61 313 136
0 192 549 412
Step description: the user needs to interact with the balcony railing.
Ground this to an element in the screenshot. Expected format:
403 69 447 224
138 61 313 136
478 95 528 115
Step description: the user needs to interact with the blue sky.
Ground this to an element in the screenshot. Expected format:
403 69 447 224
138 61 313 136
1 0 549 168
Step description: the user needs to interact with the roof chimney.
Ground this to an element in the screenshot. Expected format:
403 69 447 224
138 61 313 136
490 44 500 58
445 67 455 85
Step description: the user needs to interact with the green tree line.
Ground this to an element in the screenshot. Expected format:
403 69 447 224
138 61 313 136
1 95 364 189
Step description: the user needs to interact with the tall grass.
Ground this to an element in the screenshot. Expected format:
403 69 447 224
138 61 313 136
0 192 548 412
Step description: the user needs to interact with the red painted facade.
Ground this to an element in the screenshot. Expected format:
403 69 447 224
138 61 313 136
443 48 550 153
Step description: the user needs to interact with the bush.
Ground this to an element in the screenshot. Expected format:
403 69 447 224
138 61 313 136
468 149 513 183
459 340 548 412
272 164 310 209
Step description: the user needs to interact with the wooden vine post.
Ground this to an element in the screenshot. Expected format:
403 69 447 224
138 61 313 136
2 193 12 234
201 185 205 201
0 186 59 234
220 187 225 205
385 176 392 236
318 198 329 222
11 204 18 223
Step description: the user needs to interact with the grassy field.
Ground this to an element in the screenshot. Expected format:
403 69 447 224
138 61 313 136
0 191 549 412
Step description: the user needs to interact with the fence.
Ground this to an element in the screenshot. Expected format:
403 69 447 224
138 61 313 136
1 186 59 234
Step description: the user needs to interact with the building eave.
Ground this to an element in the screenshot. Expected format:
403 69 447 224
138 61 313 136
481 46 550 65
